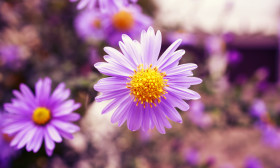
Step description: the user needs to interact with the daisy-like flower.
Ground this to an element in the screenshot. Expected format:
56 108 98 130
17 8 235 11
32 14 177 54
75 9 105 41
94 27 202 134
2 78 81 156
102 5 152 46
70 0 138 12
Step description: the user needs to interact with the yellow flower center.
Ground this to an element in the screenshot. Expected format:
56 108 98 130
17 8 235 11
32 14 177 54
92 19 101 29
32 107 51 125
127 64 168 108
112 10 134 31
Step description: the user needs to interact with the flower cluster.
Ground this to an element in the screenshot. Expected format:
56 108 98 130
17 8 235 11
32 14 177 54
75 4 151 46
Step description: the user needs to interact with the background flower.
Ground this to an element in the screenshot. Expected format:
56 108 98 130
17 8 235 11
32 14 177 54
3 78 81 156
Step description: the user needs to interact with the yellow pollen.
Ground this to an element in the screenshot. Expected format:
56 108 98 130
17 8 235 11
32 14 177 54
112 10 134 31
92 19 101 29
32 107 51 125
127 64 168 108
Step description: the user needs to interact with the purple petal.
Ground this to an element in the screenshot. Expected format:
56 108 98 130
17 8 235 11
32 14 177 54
52 100 80 117
111 98 133 124
165 63 198 77
160 50 185 71
104 47 135 70
127 103 142 131
95 89 130 102
31 127 44 152
55 113 80 122
51 120 80 134
159 98 183 123
94 62 132 77
50 83 70 106
47 125 62 143
164 93 189 112
156 39 182 68
166 87 201 100
101 94 130 114
141 107 151 132
44 130 55 151
150 108 166 134
94 77 127 93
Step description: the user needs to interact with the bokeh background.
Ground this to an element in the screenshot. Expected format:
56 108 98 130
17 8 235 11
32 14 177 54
1 0 280 167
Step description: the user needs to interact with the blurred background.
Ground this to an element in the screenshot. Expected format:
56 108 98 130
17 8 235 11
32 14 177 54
0 0 280 167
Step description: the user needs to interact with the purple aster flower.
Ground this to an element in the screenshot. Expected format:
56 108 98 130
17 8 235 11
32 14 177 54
205 36 225 55
74 9 105 41
102 5 152 46
185 148 200 166
245 157 263 168
2 78 81 156
226 50 242 65
188 100 212 128
0 44 24 70
94 27 202 134
70 0 138 12
257 122 280 148
250 99 267 119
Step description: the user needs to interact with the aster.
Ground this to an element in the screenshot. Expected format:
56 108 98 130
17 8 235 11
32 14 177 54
2 78 81 156
94 27 202 134
74 9 105 41
70 0 138 12
0 44 24 70
102 5 152 46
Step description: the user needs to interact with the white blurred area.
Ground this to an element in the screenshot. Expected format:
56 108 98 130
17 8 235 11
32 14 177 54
154 0 280 38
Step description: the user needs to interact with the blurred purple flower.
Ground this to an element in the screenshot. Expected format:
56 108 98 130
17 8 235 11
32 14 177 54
0 114 17 168
75 9 105 41
166 31 197 46
70 0 138 12
205 36 225 55
188 100 212 128
226 50 242 65
257 122 280 149
102 5 152 46
0 44 24 70
245 157 263 168
3 78 81 156
185 148 200 166
250 99 267 119
89 48 102 65
94 27 202 134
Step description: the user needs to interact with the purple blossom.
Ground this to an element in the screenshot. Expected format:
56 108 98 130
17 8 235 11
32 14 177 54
74 9 105 41
226 50 242 65
2 78 81 156
166 31 197 46
245 157 263 168
0 44 24 69
257 122 280 148
185 148 200 166
205 36 225 55
102 5 152 46
94 27 202 134
250 99 267 119
70 0 138 12
188 100 212 128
